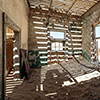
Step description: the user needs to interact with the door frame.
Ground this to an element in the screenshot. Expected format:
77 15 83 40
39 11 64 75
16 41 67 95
1 12 21 100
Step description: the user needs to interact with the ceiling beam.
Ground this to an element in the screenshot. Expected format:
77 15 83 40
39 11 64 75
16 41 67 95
28 0 100 16
67 0 77 14
82 0 100 17
30 8 82 18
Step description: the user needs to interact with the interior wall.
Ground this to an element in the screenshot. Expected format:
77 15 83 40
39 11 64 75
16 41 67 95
29 8 82 66
0 0 29 50
82 1 100 60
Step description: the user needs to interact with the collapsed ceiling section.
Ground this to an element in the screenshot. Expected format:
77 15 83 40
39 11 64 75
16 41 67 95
28 0 100 16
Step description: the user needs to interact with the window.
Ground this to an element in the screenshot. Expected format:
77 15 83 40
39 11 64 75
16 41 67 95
50 31 64 39
95 25 100 38
50 31 64 51
95 24 100 61
51 42 63 51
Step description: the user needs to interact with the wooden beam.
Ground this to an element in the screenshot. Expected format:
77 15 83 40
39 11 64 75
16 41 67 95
46 0 53 27
28 0 100 16
30 8 81 18
66 0 77 14
93 21 100 27
82 0 100 17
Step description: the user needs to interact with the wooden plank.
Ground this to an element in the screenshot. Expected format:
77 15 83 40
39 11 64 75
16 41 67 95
6 39 13 76
37 39 47 42
36 34 47 37
34 29 47 32
49 28 66 32
30 8 81 18
30 14 82 25
69 32 82 35
33 23 68 29
48 52 65 55
67 0 77 14
29 0 100 16
68 49 82 51
68 41 82 44
48 56 65 59
38 48 48 50
32 18 42 22
82 0 100 16
37 44 48 47
71 37 82 39
21 50 31 79
68 45 82 48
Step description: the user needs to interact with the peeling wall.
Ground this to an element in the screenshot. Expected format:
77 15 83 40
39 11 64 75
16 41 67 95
82 2 100 59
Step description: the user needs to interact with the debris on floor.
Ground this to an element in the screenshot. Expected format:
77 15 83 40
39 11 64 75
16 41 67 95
7 57 100 100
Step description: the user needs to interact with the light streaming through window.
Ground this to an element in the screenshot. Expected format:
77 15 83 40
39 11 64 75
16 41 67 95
51 42 63 51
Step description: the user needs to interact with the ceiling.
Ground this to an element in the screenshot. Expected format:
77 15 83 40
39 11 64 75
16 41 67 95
28 0 100 16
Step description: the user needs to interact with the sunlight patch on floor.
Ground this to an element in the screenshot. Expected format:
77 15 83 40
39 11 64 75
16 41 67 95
45 92 57 96
62 71 100 87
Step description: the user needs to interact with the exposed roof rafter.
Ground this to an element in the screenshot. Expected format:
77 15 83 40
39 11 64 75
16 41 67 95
28 0 100 16
67 0 77 14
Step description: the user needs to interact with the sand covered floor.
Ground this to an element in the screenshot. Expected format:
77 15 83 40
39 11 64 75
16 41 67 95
7 57 100 100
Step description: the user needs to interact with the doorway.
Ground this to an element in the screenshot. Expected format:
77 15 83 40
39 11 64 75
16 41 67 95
6 27 14 76
1 13 21 99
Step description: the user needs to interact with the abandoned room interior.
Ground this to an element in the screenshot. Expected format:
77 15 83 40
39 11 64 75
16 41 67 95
1 0 100 100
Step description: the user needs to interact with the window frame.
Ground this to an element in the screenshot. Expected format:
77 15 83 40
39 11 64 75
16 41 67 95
51 42 64 51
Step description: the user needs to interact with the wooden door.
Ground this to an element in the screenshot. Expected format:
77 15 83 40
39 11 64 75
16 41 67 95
6 39 13 76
